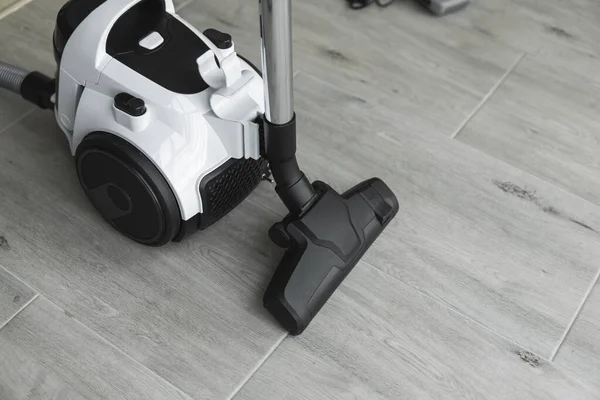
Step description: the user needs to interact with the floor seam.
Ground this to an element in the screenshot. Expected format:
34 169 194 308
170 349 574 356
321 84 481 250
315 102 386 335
453 135 600 215
0 262 38 295
550 265 600 361
360 259 552 361
175 0 198 11
451 52 526 140
227 333 288 400
0 0 33 20
302 66 600 216
0 293 39 332
1 260 197 400
37 296 198 400
295 69 374 103
234 199 550 362
0 107 36 138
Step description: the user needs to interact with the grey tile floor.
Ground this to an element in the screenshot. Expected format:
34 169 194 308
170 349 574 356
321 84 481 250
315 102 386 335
1 0 600 399
0 0 22 18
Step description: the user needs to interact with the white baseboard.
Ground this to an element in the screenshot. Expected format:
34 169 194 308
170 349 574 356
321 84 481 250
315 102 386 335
0 0 34 20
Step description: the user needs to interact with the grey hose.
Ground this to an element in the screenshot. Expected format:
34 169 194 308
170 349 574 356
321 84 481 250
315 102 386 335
0 61 29 94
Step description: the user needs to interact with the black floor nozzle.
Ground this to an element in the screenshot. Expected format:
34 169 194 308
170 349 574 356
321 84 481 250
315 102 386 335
264 178 399 335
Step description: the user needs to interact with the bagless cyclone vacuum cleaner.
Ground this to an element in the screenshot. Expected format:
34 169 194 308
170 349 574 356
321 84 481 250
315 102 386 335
0 0 399 335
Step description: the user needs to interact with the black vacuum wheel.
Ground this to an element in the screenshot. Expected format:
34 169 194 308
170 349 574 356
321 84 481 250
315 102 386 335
75 132 181 246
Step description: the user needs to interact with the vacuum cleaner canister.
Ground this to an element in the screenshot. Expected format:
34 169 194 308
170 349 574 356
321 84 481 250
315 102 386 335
51 0 269 246
0 0 399 336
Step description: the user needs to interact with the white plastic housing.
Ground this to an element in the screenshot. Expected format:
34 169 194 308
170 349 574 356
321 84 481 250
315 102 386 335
54 0 265 221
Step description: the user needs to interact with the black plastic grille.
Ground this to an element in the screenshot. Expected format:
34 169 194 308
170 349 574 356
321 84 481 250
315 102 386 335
202 157 267 224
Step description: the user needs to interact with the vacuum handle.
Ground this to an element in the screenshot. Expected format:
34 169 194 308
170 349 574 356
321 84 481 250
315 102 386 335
259 0 318 214
259 0 294 124
264 179 399 335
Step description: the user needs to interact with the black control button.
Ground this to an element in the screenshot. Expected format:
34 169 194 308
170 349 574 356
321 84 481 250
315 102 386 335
203 28 233 50
114 93 146 117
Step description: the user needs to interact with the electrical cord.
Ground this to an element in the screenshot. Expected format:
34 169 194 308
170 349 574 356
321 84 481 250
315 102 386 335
347 0 396 10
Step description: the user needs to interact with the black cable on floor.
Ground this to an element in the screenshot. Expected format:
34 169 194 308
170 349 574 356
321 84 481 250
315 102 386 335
347 0 396 10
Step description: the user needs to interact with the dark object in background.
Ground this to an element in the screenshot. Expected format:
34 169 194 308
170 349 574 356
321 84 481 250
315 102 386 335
347 0 471 15
348 0 395 9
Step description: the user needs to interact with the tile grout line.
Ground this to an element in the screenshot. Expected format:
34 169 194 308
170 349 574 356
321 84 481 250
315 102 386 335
175 0 195 11
451 52 526 140
0 107 36 138
267 65 598 362
227 333 288 400
380 98 600 224
0 0 33 20
297 69 372 103
361 259 552 361
1 255 287 400
246 190 562 360
0 268 194 398
0 293 39 332
1 286 202 399
452 136 600 217
36 296 198 400
0 262 38 294
550 265 600 361
303 65 600 217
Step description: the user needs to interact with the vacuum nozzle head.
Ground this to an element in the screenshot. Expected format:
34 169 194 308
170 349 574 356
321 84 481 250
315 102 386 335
264 178 399 335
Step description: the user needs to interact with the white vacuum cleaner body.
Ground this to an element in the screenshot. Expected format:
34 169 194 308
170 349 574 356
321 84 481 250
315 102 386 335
2 0 400 335
52 0 268 245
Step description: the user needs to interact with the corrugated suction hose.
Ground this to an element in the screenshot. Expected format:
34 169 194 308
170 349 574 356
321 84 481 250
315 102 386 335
0 61 55 109
0 61 28 94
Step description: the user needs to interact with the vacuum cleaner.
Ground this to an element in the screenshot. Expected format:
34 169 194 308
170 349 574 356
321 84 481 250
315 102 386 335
0 0 399 335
